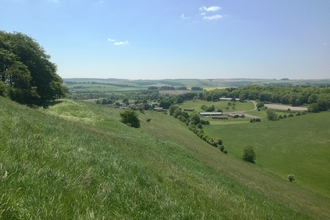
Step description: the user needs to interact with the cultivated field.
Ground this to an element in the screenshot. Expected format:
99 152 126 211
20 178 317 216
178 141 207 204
265 104 308 111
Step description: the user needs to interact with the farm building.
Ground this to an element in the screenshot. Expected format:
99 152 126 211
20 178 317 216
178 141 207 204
184 108 195 111
212 116 228 120
154 107 167 112
219 98 240 101
199 112 223 117
228 113 245 118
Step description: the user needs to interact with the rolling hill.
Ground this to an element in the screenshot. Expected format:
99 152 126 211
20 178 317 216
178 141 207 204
0 97 329 219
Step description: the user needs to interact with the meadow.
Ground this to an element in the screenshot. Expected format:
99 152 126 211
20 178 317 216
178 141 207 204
203 110 330 197
1 96 330 219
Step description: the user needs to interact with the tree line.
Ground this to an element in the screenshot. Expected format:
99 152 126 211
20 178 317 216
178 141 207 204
203 85 330 112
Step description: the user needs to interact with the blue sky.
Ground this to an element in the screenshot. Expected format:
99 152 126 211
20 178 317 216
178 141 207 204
1 0 329 79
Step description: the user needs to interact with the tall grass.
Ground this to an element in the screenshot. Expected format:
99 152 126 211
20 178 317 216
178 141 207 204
0 97 328 219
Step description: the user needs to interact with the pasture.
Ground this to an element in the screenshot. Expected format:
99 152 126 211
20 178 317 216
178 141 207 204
203 111 330 197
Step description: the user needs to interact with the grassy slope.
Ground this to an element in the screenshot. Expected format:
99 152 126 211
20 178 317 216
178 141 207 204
0 97 329 219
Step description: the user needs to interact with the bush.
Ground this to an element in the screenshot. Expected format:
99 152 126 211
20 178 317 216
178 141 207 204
256 102 264 108
200 119 210 125
287 174 295 182
120 109 140 128
0 81 8 97
242 145 256 163
266 109 278 121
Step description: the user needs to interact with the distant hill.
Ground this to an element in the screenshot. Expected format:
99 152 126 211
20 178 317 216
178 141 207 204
64 78 330 88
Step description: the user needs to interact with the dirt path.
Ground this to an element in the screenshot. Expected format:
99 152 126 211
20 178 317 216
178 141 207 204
265 104 307 111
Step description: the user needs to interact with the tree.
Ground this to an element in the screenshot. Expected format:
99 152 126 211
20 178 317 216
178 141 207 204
176 96 184 104
242 145 256 163
256 101 264 108
0 31 67 104
159 99 172 109
120 109 140 128
189 113 200 125
168 105 178 115
308 103 319 112
173 108 182 118
266 109 278 121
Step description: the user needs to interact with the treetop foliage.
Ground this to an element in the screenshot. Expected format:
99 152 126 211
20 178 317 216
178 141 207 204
0 31 67 105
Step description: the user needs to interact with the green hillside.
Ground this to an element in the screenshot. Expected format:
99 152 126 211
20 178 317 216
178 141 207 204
1 97 329 219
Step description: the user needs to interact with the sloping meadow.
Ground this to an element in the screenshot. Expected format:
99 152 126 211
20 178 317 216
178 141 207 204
0 97 327 219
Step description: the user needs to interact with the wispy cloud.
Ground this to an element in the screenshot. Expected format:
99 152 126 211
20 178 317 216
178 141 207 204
108 38 116 42
203 14 223 20
199 6 221 12
50 0 60 2
181 14 191 19
114 41 129 46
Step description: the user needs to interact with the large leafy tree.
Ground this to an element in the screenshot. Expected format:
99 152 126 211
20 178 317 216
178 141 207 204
0 31 67 105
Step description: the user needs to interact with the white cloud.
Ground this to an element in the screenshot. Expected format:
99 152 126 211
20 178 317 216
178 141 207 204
199 6 221 12
181 14 191 19
200 12 206 16
108 38 116 42
203 14 223 20
114 41 129 46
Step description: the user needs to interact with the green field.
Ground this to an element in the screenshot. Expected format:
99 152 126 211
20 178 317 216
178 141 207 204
1 96 330 219
203 112 330 197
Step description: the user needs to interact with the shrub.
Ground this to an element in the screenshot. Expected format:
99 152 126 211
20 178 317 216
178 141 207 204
178 115 186 122
266 109 278 121
256 102 264 108
287 174 295 182
146 118 151 122
0 81 7 97
242 145 256 163
200 119 210 125
120 109 140 128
